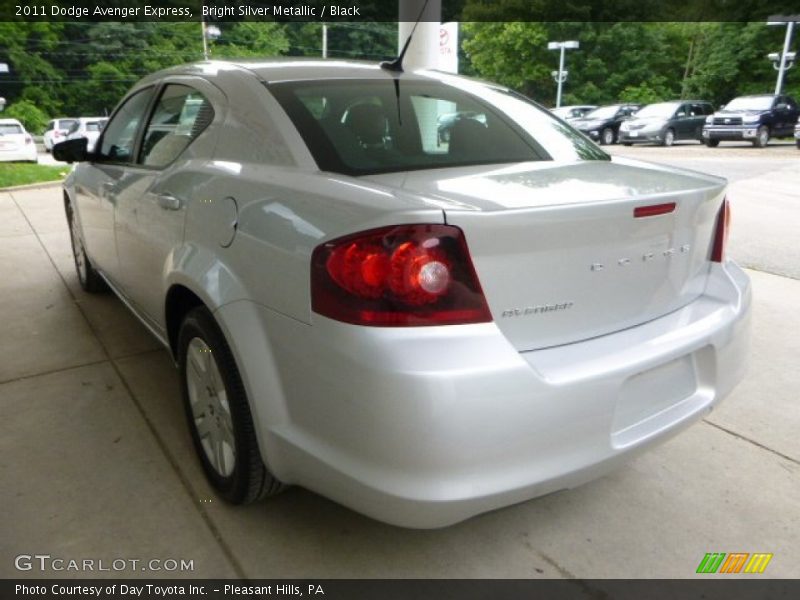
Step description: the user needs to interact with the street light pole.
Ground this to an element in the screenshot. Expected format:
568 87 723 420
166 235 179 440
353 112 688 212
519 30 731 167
202 19 209 60
547 40 579 108
775 21 795 94
557 45 566 108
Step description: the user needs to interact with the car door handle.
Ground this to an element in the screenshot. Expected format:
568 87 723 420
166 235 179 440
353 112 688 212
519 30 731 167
157 193 182 211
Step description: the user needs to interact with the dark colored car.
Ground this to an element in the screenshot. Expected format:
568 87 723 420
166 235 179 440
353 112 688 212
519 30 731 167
571 104 641 145
618 100 713 146
702 94 799 148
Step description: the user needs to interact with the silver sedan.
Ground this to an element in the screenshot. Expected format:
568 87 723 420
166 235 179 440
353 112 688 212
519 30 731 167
55 60 750 528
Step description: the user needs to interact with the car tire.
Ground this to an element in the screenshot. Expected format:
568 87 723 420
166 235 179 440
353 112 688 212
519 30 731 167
705 139 720 148
178 306 284 505
600 128 615 145
662 128 675 147
622 142 633 146
753 126 769 148
65 199 108 293
796 139 800 149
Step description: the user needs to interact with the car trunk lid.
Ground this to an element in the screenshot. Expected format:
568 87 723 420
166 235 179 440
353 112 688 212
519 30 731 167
367 158 726 351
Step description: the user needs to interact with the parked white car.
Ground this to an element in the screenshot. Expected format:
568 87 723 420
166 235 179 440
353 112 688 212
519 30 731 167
0 118 38 162
56 60 751 528
43 118 78 151
64 117 108 153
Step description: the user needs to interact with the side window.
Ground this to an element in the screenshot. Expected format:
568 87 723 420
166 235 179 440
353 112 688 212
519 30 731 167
97 88 155 163
67 121 80 135
139 84 214 168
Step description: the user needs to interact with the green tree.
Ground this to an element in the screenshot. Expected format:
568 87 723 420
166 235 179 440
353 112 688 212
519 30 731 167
4 99 48 133
209 22 289 59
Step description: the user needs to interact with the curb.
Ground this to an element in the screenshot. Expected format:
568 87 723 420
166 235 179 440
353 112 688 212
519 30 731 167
0 180 64 193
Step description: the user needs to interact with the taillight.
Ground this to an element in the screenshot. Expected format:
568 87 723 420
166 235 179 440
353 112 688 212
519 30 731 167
711 198 730 263
311 224 492 326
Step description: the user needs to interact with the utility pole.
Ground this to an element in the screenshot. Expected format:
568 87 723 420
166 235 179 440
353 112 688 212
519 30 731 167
547 41 579 108
773 21 795 94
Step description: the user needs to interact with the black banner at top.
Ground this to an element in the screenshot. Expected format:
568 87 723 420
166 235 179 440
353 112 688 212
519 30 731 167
2 0 800 22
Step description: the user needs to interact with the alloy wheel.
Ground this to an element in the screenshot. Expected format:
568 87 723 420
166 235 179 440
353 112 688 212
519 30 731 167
185 337 236 477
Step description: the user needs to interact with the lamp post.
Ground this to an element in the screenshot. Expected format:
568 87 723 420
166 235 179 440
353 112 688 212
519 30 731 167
201 21 221 60
767 19 797 95
547 40 579 108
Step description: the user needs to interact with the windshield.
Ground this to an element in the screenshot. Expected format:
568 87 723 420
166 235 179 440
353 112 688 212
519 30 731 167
725 96 773 111
583 105 620 120
0 124 23 135
634 103 679 118
269 78 607 176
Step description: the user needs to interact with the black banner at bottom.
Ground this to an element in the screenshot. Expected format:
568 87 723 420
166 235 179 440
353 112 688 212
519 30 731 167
3 579 799 600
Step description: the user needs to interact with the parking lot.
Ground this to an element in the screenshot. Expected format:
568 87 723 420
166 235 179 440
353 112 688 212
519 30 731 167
1 142 798 579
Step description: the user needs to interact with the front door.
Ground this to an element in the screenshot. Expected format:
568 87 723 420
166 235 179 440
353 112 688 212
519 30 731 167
75 87 156 279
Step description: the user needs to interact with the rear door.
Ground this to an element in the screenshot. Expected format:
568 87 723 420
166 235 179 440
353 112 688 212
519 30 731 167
674 103 694 139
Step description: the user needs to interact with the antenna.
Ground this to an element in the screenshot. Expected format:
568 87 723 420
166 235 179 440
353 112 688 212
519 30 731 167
380 0 432 73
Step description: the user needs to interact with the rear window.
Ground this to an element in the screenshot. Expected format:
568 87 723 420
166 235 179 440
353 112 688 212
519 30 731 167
269 78 606 176
0 123 23 135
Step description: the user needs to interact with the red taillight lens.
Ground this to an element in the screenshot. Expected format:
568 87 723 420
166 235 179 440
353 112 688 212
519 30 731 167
312 224 492 326
711 198 730 263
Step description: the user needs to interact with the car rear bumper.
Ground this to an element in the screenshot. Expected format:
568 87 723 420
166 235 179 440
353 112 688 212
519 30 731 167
217 261 751 528
0 147 38 162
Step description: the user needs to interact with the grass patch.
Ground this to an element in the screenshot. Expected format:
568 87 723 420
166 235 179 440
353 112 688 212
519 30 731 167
0 163 68 189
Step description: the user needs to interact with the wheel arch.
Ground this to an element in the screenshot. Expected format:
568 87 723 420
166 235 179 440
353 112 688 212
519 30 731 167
164 278 293 481
165 284 207 359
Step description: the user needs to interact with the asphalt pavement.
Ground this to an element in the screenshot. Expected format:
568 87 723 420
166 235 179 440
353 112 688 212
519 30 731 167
1 145 798 579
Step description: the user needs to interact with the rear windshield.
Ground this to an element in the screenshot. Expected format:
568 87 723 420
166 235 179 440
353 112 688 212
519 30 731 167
0 124 23 135
269 78 607 176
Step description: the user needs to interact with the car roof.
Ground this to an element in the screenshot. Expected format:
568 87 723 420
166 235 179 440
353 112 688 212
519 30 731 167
137 58 479 87
0 118 23 125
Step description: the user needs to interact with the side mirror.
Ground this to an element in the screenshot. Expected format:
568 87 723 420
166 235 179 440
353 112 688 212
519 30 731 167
676 111 686 117
53 137 90 163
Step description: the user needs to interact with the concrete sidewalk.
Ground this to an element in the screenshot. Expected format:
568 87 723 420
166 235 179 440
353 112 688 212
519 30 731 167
1 182 798 579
